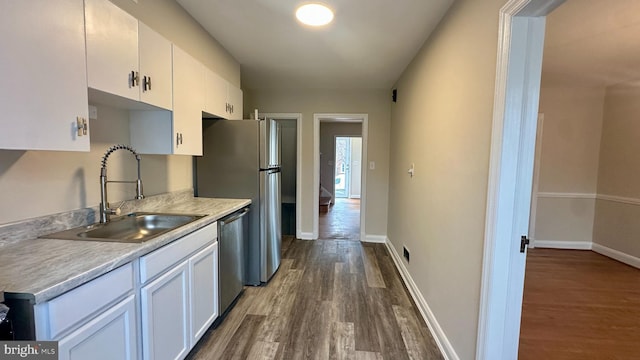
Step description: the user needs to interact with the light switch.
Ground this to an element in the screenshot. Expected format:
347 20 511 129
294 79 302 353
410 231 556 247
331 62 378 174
88 105 98 120
369 161 375 170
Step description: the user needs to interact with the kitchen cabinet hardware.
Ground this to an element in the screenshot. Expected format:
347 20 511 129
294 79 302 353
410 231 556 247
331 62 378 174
76 117 88 137
143 75 151 91
176 132 184 146
130 70 139 88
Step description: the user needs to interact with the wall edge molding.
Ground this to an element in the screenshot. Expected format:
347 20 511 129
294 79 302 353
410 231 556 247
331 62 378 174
535 192 640 206
597 194 640 206
536 192 596 199
385 237 459 360
592 243 640 270
533 240 592 250
299 232 315 240
363 234 386 243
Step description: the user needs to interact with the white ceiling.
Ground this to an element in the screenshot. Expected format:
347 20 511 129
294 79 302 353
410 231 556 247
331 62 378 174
543 0 640 87
176 0 454 90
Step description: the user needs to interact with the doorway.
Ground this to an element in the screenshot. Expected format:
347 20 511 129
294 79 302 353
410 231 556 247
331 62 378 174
334 136 362 199
313 114 368 241
477 0 564 358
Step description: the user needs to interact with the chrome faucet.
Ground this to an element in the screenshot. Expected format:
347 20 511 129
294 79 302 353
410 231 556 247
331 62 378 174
99 144 144 223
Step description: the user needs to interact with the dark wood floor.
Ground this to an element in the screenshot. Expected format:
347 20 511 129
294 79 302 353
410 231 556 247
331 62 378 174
519 249 640 359
319 198 360 240
187 236 443 360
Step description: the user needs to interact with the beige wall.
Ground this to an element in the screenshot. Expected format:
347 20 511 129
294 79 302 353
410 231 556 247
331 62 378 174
387 0 504 358
320 122 362 200
0 0 239 224
593 83 640 257
244 89 390 238
532 86 605 243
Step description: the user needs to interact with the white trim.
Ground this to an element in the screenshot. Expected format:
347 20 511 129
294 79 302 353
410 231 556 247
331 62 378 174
597 194 640 206
478 0 562 358
363 234 386 243
261 113 303 239
298 232 315 240
528 113 544 246
592 243 640 270
533 240 592 250
385 238 458 360
537 192 596 199
313 114 369 241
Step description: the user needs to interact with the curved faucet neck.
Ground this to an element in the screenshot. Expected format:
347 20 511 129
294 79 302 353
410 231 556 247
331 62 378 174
99 144 144 223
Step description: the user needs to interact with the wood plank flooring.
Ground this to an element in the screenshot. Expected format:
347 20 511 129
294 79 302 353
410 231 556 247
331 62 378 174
187 236 443 360
318 199 360 240
519 249 640 359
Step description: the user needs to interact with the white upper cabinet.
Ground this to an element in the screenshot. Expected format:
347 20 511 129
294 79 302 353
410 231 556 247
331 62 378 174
172 45 204 155
203 70 243 120
138 22 173 110
130 45 203 155
204 69 228 118
85 0 172 110
0 0 89 151
85 0 139 101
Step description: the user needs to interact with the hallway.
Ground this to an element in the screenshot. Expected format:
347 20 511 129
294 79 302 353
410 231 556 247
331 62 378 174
319 198 361 240
186 237 443 359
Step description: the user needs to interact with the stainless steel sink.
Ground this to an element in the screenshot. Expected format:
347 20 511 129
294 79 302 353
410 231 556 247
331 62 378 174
40 212 206 243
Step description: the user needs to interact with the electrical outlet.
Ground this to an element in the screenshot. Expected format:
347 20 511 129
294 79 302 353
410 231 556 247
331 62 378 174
403 246 410 262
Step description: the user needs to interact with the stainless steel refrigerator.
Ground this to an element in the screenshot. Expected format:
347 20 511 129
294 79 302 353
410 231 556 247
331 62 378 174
194 118 282 285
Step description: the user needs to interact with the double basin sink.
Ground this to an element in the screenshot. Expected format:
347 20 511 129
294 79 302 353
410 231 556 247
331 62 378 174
41 212 206 243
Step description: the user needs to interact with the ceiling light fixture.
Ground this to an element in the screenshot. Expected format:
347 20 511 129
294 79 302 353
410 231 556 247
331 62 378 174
296 4 334 27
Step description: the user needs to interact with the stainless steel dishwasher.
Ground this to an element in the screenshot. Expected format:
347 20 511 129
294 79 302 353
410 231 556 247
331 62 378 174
217 207 249 320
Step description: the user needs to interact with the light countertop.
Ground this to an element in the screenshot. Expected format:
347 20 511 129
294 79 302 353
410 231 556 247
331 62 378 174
0 197 250 304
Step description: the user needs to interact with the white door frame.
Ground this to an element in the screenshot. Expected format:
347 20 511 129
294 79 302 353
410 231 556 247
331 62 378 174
313 114 368 241
477 0 564 359
348 136 362 199
261 113 303 239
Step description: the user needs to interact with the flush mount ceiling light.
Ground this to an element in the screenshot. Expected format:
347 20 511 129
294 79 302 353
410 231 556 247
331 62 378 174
296 3 334 26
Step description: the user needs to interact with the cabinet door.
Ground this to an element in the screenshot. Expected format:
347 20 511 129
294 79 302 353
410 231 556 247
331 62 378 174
0 0 89 151
204 69 228 118
85 0 139 101
227 84 244 120
140 260 190 360
189 242 219 346
58 295 137 360
172 45 204 155
138 22 172 110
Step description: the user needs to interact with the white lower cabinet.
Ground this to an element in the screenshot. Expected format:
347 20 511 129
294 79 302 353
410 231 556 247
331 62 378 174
190 242 219 345
58 294 137 360
139 222 219 360
140 261 190 360
34 224 219 360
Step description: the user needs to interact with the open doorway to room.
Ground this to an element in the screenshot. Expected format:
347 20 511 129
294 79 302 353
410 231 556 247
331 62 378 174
318 123 362 240
517 1 640 358
476 0 640 359
314 114 368 241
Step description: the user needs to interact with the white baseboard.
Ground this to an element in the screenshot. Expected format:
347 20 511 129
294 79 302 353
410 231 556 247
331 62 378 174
592 243 640 270
298 232 315 240
533 240 592 250
363 234 386 243
385 238 459 360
